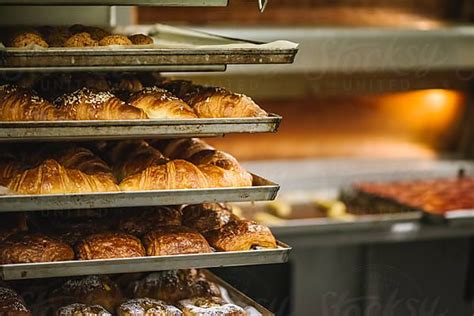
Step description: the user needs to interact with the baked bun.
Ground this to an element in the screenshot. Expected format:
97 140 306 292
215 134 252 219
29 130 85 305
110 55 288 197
0 287 32 316
143 226 212 256
9 31 48 48
64 32 98 47
50 275 123 313
76 232 145 260
117 206 182 237
99 35 132 46
117 298 182 316
178 297 246 316
128 34 154 45
204 219 277 252
0 233 74 264
57 303 111 316
182 203 238 234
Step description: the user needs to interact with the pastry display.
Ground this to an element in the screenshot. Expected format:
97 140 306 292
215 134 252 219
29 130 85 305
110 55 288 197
117 206 182 237
56 303 112 316
143 226 212 256
117 298 183 316
182 203 238 233
178 297 246 316
0 287 32 316
76 232 146 260
0 233 74 264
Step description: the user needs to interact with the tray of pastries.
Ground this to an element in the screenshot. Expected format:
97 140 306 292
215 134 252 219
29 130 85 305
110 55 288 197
0 269 273 315
0 73 281 141
0 139 279 212
0 204 289 280
0 24 298 71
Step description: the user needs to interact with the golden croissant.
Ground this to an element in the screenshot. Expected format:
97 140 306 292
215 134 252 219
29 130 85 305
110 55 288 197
128 87 197 119
8 159 119 195
0 84 61 121
54 88 147 120
0 159 28 187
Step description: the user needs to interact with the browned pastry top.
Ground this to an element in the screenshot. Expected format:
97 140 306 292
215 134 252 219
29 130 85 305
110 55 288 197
0 287 31 315
99 35 132 46
76 232 145 260
143 226 212 256
84 27 111 41
117 206 182 236
9 31 48 48
178 296 247 316
0 233 74 264
57 303 111 316
64 32 99 47
54 218 111 246
182 203 238 233
128 34 154 45
0 158 29 187
161 138 214 161
117 298 182 316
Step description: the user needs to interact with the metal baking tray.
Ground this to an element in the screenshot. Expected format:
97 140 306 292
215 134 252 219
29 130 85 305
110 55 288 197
423 209 474 226
0 0 228 5
0 241 290 280
0 174 279 212
0 115 282 142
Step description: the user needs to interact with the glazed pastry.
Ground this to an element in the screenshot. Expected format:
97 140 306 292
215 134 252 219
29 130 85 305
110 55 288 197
0 158 29 186
130 269 221 304
128 87 197 119
7 159 119 195
0 233 74 264
117 298 182 316
54 218 111 246
76 232 146 260
57 303 111 316
118 207 182 236
182 203 238 233
0 287 32 316
0 84 61 121
84 26 111 41
143 226 212 256
204 219 277 252
0 213 28 243
54 88 146 120
44 27 72 47
73 73 111 92
99 35 132 46
111 76 144 95
178 297 246 316
51 275 123 313
128 34 154 45
64 32 99 47
9 31 48 48
119 160 208 191
159 138 214 160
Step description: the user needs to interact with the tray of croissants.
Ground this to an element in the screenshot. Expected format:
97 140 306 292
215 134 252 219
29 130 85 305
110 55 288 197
0 268 272 315
0 72 281 141
0 138 280 212
0 203 289 280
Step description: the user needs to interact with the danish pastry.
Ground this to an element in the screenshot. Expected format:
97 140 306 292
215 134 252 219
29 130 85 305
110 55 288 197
117 298 182 316
143 226 212 256
56 303 112 316
178 297 246 316
182 203 238 233
76 232 145 260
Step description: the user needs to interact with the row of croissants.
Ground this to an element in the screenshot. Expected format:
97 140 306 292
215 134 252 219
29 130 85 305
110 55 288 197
0 73 268 121
0 138 254 195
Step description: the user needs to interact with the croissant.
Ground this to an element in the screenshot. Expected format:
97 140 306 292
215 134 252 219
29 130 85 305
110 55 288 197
0 84 61 121
119 159 209 191
54 88 147 120
160 138 214 160
128 87 197 119
198 164 252 188
0 159 28 186
8 159 119 195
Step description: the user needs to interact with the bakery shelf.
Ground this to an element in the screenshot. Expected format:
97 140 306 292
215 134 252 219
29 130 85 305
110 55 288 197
0 174 279 212
0 0 227 6
0 115 282 142
0 241 290 280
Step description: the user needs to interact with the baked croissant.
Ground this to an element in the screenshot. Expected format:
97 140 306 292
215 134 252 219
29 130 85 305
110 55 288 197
119 159 209 191
0 159 29 186
128 87 197 119
54 88 147 120
159 138 214 160
0 84 61 121
8 159 119 195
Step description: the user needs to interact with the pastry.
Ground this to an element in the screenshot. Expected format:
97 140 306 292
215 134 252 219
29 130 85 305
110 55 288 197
76 232 145 260
182 203 238 233
143 226 212 256
51 275 123 313
53 218 111 246
84 27 111 41
0 233 74 264
99 35 132 46
159 138 214 160
0 158 29 186
9 31 48 48
204 219 277 252
0 287 32 315
54 88 147 120
69 24 87 34
117 298 182 316
73 73 111 92
8 159 119 195
0 213 28 243
128 34 154 45
0 84 61 121
111 75 144 95
178 297 246 316
117 207 182 236
57 303 112 316
128 87 197 119
130 269 221 304
38 26 72 47
64 32 99 47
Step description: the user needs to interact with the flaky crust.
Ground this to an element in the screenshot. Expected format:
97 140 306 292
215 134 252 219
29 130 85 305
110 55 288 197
99 35 132 46
204 219 277 251
0 287 32 316
118 207 182 237
9 32 48 48
54 219 111 246
128 34 154 45
56 303 111 316
178 297 246 316
161 139 214 161
117 298 182 316
143 226 211 256
0 158 29 186
182 203 237 233
76 232 145 260
0 233 74 264
64 32 98 47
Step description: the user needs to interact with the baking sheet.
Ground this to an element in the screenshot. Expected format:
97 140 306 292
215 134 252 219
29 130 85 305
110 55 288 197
0 24 299 71
0 241 290 280
0 174 279 212
0 0 227 5
0 114 282 142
